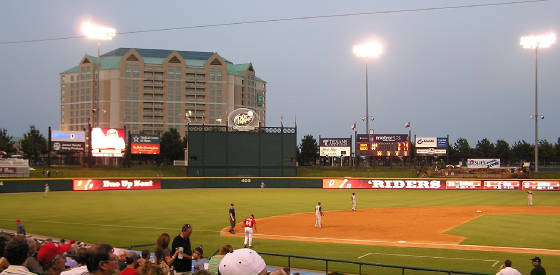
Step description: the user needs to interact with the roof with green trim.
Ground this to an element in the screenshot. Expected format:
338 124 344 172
61 48 265 82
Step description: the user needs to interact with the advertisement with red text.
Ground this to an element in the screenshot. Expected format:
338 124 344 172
322 179 445 189
483 181 521 190
73 179 161 191
446 180 482 190
522 181 560 191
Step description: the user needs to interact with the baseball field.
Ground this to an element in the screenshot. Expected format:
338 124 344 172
1 187 559 274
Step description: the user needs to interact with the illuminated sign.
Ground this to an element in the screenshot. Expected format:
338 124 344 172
522 181 560 190
228 108 259 131
73 179 161 191
323 179 444 189
446 180 482 190
356 134 410 157
51 130 86 152
484 181 521 190
91 128 126 157
131 134 160 155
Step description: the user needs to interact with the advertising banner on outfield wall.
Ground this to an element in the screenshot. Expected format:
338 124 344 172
322 179 445 189
484 181 521 190
446 180 482 190
416 148 447 156
73 179 161 191
522 181 560 190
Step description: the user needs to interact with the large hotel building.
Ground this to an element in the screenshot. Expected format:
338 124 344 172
59 48 266 135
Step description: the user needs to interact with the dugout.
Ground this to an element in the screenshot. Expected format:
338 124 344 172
186 125 297 177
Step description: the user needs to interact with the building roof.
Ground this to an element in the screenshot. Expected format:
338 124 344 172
61 48 266 82
102 48 215 60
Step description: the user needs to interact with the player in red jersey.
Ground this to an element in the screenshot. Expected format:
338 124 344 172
243 214 257 248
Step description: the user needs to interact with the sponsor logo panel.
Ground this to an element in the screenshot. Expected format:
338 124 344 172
522 181 560 190
446 180 482 190
416 137 437 148
322 179 444 189
467 159 501 168
484 181 521 190
73 179 161 191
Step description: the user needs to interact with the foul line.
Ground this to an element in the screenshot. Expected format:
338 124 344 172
356 252 499 267
252 233 560 254
0 219 220 233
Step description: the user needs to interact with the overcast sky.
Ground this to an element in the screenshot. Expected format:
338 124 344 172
1 0 559 146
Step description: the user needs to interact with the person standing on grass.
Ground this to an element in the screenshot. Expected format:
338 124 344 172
44 184 50 198
527 191 534 206
228 203 236 234
315 202 323 228
351 193 357 212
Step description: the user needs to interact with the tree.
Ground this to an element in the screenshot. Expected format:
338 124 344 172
160 128 184 164
298 134 319 166
556 137 560 163
453 138 472 162
0 128 15 154
511 140 533 163
474 138 495 158
21 125 47 164
538 139 555 165
495 140 511 164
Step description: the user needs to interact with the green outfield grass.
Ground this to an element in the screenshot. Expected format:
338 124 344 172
1 189 559 274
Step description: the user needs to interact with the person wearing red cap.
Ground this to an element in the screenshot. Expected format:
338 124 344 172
15 220 26 236
38 242 64 272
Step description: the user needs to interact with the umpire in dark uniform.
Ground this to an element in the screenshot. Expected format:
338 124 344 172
228 203 236 234
530 257 546 275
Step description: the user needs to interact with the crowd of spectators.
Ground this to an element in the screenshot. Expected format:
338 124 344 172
2 222 547 275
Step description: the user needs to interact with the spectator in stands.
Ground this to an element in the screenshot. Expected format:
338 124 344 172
530 257 546 275
24 238 43 274
120 251 139 275
218 248 266 275
117 250 127 271
155 233 179 274
496 259 521 275
85 244 118 275
207 245 233 275
138 249 151 267
42 254 66 275
171 224 194 275
15 220 26 236
192 246 204 274
0 236 37 274
61 247 88 275
0 234 11 272
138 263 165 275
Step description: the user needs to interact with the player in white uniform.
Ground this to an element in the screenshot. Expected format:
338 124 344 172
315 202 323 228
351 193 357 212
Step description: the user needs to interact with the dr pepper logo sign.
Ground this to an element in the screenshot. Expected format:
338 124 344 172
228 108 259 131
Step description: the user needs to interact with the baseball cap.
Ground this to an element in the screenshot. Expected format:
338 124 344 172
15 219 20 223
219 248 267 275
531 257 541 263
38 242 61 265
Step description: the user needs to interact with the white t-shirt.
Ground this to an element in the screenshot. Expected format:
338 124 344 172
496 267 521 275
60 265 88 275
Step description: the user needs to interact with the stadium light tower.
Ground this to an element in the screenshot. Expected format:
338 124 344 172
82 21 116 128
353 41 383 138
520 32 556 172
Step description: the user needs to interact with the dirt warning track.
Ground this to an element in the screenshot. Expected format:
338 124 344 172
220 206 560 255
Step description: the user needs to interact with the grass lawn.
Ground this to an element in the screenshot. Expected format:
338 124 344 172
1 189 559 274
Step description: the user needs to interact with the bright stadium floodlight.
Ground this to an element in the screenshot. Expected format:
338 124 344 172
353 41 383 58
519 32 556 172
82 21 116 41
353 40 384 142
520 33 556 49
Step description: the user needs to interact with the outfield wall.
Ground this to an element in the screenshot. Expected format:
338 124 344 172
1 177 558 193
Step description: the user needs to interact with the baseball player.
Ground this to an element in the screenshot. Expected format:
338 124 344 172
527 191 534 206
351 193 357 212
315 202 323 228
243 214 257 248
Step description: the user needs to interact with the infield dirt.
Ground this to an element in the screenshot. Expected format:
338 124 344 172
221 206 560 255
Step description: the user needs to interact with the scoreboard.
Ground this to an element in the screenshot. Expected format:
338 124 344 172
356 134 410 157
